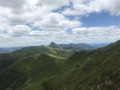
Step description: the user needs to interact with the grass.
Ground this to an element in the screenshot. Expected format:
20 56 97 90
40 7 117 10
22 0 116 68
1 41 120 90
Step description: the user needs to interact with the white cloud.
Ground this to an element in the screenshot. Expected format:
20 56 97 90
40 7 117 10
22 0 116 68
0 0 120 46
33 13 81 31
38 0 70 10
0 25 120 47
0 0 25 9
8 25 32 37
62 0 120 16
29 30 49 36
72 26 120 43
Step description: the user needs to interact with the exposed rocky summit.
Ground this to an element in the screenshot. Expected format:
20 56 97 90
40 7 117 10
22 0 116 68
49 42 60 48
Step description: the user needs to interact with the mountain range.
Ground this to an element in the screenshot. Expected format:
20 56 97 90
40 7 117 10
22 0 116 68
49 42 95 51
0 42 109 53
0 41 120 90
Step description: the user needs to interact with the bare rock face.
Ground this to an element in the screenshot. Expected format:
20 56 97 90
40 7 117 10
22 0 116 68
49 42 60 48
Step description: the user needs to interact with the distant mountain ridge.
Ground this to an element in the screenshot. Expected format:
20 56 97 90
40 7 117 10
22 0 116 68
0 40 120 89
0 47 23 53
0 48 10 53
49 42 93 50
0 42 108 53
58 43 93 50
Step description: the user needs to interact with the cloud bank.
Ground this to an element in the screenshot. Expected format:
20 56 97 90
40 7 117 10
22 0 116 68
0 0 120 46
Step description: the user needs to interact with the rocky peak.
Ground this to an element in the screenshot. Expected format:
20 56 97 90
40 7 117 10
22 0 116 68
49 42 60 48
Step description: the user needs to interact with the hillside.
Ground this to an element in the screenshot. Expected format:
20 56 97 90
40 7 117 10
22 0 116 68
10 45 73 58
0 45 73 71
0 41 120 90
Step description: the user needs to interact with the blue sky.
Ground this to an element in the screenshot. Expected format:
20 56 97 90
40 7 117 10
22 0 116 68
0 0 120 47
81 12 120 27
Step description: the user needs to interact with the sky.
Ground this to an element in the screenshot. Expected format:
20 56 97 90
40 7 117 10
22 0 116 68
0 0 120 47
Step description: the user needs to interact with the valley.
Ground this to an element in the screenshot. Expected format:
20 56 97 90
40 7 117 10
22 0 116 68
0 41 120 90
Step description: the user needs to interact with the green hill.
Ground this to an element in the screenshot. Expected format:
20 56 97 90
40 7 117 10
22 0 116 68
10 45 73 58
0 41 120 90
0 54 58 90
0 45 73 72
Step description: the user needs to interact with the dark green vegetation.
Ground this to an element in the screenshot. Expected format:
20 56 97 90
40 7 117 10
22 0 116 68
0 41 120 90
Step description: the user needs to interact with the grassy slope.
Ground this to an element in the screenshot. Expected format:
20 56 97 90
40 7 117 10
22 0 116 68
0 54 59 90
52 41 120 90
0 46 73 71
0 46 73 90
10 46 73 58
1 41 120 90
